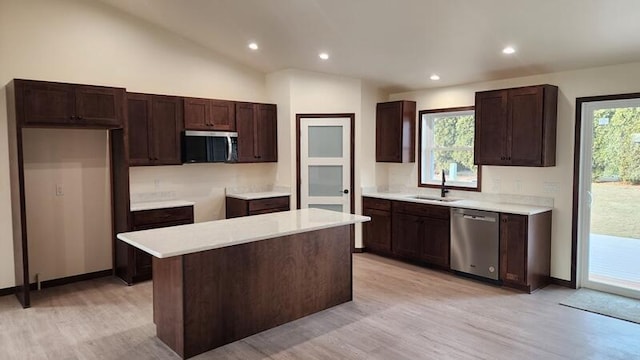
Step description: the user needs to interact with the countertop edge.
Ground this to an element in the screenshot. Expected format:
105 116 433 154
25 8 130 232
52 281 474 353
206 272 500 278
117 210 370 258
130 200 196 212
362 193 552 216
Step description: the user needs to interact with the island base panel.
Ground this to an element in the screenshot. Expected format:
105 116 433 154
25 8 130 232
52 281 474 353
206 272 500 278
153 225 353 359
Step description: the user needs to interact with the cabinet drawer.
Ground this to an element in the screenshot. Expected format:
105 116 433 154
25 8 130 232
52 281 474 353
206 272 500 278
392 201 450 220
248 196 290 212
132 206 194 227
363 197 391 211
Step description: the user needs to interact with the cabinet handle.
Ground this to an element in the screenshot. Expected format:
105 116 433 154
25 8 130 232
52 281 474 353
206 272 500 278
507 157 511 160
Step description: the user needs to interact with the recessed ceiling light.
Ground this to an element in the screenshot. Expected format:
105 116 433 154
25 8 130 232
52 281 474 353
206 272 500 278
502 46 516 55
319 52 330 60
248 42 259 50
430 74 440 81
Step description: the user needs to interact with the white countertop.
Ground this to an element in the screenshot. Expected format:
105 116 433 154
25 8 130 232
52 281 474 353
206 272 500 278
225 191 291 200
363 192 551 215
117 208 370 258
130 200 195 212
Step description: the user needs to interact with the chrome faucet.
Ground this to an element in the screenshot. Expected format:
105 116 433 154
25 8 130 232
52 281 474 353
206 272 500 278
441 172 449 198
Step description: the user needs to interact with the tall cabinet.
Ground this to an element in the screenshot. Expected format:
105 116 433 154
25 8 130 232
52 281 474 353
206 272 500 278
376 100 416 163
127 93 182 166
236 102 278 163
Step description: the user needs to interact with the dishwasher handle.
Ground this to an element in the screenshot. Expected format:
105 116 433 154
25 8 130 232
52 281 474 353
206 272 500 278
462 214 496 222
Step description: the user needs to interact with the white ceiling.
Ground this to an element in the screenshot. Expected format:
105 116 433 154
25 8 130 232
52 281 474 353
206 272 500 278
100 0 640 92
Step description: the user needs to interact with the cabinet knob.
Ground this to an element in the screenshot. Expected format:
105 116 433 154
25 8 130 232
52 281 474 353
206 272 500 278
69 115 76 120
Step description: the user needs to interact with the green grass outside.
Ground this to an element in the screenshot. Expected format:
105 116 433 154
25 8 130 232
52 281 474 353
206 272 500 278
590 182 640 239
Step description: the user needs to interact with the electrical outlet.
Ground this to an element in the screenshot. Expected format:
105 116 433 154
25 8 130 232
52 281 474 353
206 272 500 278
55 184 64 196
154 179 160 189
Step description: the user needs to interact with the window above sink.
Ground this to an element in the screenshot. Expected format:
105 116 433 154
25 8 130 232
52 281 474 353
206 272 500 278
418 106 481 192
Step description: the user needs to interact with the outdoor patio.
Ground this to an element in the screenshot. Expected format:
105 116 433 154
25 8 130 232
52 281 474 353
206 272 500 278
589 233 640 291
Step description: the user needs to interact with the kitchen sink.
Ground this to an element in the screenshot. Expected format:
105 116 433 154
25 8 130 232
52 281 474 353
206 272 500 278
406 195 461 203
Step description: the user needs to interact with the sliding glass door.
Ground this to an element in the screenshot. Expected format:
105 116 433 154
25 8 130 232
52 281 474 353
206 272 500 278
578 97 640 299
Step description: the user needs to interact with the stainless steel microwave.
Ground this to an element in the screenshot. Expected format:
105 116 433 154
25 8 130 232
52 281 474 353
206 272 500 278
182 130 238 163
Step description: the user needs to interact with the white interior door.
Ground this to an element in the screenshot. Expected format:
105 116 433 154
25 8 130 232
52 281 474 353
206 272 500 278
300 117 351 213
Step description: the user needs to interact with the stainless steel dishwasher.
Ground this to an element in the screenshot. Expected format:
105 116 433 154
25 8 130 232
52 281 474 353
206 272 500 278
450 208 500 280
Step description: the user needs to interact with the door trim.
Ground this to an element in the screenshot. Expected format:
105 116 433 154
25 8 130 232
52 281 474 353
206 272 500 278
296 113 355 214
572 92 640 289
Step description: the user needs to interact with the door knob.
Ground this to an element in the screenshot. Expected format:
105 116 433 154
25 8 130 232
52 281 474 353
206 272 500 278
343 189 349 194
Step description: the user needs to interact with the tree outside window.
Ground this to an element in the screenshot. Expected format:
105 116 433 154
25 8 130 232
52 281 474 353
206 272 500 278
419 106 480 190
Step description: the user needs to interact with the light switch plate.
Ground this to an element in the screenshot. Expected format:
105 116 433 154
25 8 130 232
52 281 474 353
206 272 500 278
55 184 64 196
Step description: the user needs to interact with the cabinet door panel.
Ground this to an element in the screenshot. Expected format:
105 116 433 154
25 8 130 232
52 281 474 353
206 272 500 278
509 87 544 166
236 102 257 162
210 100 236 131
256 104 277 162
184 97 209 130
21 82 75 125
75 86 123 127
376 102 403 162
151 96 182 165
127 94 153 166
363 208 391 253
421 217 450 267
475 90 508 165
500 214 528 285
392 212 422 259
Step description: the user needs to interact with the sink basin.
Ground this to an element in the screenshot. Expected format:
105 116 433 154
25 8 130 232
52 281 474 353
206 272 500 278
407 195 461 203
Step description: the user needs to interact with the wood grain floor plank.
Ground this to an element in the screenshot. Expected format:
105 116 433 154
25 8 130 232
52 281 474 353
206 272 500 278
1 254 639 359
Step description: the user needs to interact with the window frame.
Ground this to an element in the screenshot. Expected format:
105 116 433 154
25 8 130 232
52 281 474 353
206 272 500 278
418 106 482 191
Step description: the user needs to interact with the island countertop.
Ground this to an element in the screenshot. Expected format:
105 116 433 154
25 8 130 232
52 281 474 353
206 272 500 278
117 208 370 258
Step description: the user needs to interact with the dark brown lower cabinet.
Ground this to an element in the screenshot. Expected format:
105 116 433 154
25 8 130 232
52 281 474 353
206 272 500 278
362 197 392 254
500 211 552 293
225 196 290 218
116 205 194 285
391 202 450 268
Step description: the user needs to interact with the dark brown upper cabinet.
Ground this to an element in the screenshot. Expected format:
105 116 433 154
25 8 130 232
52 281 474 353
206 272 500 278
127 93 182 166
14 79 124 128
236 102 278 163
376 100 416 163
474 84 558 167
184 97 236 131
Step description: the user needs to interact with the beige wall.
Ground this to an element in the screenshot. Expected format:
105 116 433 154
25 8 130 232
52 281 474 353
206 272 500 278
267 69 385 247
22 129 112 282
0 0 269 288
129 164 277 223
389 61 640 281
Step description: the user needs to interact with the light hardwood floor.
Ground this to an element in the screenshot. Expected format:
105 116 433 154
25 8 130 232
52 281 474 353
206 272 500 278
1 253 639 359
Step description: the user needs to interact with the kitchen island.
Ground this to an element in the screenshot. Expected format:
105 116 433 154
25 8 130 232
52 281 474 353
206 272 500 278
117 208 369 359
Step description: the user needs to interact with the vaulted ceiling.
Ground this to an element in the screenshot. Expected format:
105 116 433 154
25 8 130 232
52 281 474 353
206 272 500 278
100 0 640 92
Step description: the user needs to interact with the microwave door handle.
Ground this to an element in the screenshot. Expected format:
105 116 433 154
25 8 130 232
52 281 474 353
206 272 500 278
227 136 233 162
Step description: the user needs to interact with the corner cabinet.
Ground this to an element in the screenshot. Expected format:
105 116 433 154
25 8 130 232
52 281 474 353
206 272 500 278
127 93 183 166
236 102 278 163
376 100 416 163
117 205 194 285
183 97 236 131
500 211 552 293
474 85 558 167
14 79 125 128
